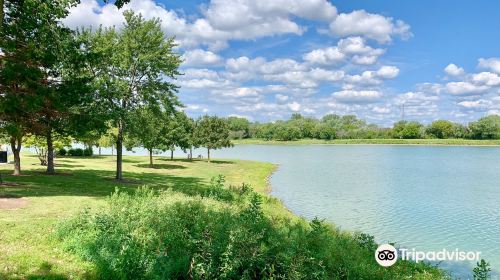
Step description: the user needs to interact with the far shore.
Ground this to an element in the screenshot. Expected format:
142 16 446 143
233 138 500 146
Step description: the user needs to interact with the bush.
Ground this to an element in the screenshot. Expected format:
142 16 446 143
83 147 93 156
56 184 447 280
68 148 84 156
57 148 67 156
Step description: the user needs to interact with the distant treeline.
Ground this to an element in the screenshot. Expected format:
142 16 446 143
226 114 500 141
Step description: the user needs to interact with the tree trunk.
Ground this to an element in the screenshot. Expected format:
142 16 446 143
0 0 4 34
170 149 173 160
207 148 210 162
116 121 123 180
99 147 102 156
149 149 153 167
189 147 192 160
111 146 114 155
10 136 22 176
46 130 55 174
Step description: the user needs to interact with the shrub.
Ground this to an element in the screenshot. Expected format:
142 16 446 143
68 148 84 156
56 184 447 280
83 147 93 156
57 148 67 156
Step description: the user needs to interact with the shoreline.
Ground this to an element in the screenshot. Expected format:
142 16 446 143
233 139 500 147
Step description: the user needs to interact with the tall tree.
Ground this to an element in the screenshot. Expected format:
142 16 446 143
167 112 196 160
194 116 233 162
80 12 181 180
0 0 79 175
126 107 172 167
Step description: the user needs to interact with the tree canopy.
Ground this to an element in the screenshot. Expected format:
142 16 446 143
195 116 233 161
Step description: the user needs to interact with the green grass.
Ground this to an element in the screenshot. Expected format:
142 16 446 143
233 138 500 146
0 154 276 279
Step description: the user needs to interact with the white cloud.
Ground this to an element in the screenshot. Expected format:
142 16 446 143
65 0 338 50
444 63 464 76
376 66 400 79
445 82 489 95
478 58 500 74
309 68 345 82
457 99 491 110
183 68 220 79
304 36 385 66
275 94 289 102
471 72 500 86
182 49 223 66
287 101 301 111
303 47 345 65
329 10 412 44
332 90 383 103
372 106 391 114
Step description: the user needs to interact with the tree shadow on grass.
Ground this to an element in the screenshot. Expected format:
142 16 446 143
0 168 205 199
157 158 235 165
135 163 186 170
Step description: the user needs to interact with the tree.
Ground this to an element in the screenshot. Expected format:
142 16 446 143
24 134 71 166
227 117 250 139
0 0 79 175
393 121 424 139
426 120 455 139
468 115 500 140
167 112 196 160
473 259 491 280
126 107 172 167
97 127 118 155
194 116 233 162
80 12 181 180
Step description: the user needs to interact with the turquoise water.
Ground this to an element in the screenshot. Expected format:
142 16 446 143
93 144 500 277
210 145 500 278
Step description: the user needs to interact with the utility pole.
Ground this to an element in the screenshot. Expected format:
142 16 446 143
400 102 405 122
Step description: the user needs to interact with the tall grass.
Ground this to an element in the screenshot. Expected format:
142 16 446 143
56 179 448 280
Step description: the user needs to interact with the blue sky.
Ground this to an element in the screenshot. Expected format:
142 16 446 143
64 0 500 126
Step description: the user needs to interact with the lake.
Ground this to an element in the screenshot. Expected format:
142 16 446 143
97 144 500 277
212 145 500 277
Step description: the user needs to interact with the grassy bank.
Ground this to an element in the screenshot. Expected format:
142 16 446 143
0 154 447 279
233 138 500 146
0 154 276 278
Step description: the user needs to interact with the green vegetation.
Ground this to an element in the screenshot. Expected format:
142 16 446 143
233 138 500 146
226 114 500 142
0 154 448 279
194 116 233 162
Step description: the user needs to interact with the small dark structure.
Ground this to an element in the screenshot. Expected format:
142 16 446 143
0 151 7 163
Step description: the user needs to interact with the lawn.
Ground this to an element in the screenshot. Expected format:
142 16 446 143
0 153 275 279
233 138 500 146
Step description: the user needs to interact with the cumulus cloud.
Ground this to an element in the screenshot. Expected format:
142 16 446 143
304 36 385 66
376 66 400 79
332 90 383 103
329 10 412 44
275 94 289 102
471 72 500 86
478 58 500 74
444 63 465 76
457 99 491 110
182 49 223 66
303 47 345 65
445 82 489 95
287 101 301 111
65 0 340 50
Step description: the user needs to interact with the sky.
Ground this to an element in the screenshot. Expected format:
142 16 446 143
63 0 500 126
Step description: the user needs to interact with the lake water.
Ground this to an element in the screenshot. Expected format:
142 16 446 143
212 145 500 278
97 144 500 277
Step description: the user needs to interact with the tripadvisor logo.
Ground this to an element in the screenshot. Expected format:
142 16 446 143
374 244 482 267
375 244 398 267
